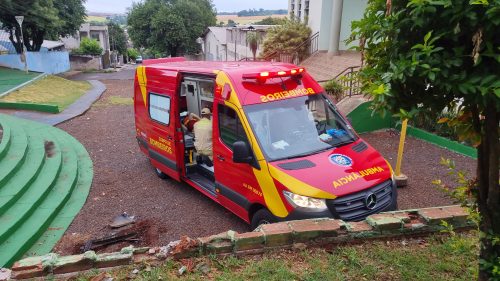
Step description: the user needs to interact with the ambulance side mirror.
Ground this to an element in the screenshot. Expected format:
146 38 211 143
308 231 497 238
233 141 253 164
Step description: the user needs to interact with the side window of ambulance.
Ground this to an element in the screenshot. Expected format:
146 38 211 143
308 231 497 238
218 104 249 150
149 93 171 125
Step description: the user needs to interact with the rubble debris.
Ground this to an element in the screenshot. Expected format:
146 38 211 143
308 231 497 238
110 213 136 228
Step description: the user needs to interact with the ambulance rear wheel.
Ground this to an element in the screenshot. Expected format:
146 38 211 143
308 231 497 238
154 167 168 179
251 208 277 230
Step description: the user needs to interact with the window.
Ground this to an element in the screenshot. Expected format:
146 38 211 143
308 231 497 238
218 104 249 149
149 93 171 125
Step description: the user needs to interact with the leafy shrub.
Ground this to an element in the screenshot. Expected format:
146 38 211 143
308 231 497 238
127 48 140 60
73 37 103 55
323 79 344 101
261 19 311 61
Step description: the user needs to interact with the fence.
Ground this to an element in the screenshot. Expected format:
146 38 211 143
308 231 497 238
0 52 70 74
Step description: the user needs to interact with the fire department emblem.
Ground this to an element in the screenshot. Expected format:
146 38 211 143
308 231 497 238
329 154 353 167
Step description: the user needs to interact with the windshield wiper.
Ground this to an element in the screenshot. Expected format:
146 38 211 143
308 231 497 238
333 139 356 148
275 146 334 161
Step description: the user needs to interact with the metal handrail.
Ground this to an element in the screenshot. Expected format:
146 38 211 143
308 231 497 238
318 65 362 99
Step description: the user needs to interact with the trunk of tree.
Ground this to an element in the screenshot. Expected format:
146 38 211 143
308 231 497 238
8 28 23 54
477 99 500 281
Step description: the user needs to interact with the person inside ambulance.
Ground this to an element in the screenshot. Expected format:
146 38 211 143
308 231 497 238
182 112 200 132
193 107 213 166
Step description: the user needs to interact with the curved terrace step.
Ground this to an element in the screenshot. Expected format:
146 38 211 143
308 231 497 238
0 114 93 268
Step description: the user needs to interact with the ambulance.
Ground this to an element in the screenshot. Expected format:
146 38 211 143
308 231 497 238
134 58 397 229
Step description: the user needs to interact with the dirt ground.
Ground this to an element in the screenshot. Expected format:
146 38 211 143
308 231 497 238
53 79 476 255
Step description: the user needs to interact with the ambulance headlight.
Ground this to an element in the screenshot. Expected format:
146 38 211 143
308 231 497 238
283 191 327 210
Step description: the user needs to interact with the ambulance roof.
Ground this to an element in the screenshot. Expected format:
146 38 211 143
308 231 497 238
142 60 323 106
144 60 299 77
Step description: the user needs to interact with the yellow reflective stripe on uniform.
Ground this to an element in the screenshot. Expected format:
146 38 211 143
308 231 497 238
136 66 148 108
214 70 289 218
268 165 337 200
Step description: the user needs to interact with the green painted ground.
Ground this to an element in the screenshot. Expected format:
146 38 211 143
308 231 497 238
0 67 40 95
0 114 93 268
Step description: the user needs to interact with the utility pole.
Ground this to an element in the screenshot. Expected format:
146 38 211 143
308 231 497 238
15 16 28 74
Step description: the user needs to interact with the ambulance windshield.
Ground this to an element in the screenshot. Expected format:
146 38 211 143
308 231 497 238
245 94 357 161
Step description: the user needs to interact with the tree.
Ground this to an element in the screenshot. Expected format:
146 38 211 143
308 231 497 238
107 22 127 55
0 0 86 53
253 16 286 25
350 1 499 279
127 0 216 57
246 31 260 60
261 18 311 60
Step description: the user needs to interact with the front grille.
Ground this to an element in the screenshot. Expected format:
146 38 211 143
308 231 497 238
326 180 393 221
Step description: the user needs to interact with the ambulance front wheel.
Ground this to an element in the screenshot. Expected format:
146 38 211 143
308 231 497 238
251 208 278 230
154 167 168 179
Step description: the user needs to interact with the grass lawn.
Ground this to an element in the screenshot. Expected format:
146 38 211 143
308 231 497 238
0 75 91 112
75 232 478 281
217 14 287 25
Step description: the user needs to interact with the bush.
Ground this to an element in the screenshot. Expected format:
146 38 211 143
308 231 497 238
127 48 139 60
73 37 103 55
323 79 344 101
261 19 311 60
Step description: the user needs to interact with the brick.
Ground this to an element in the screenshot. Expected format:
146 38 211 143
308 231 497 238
0 268 11 281
52 252 97 274
260 222 293 247
366 212 410 231
234 231 265 251
289 220 323 242
10 268 46 280
11 255 45 272
418 207 454 225
288 219 344 242
205 240 233 254
346 221 373 233
442 206 470 226
95 252 133 268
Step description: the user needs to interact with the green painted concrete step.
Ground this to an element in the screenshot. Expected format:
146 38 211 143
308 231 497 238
0 130 62 242
0 123 29 187
0 118 12 160
27 130 93 256
0 129 47 216
0 114 93 268
0 130 79 267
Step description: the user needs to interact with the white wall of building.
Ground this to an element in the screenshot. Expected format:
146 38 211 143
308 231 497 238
288 0 367 53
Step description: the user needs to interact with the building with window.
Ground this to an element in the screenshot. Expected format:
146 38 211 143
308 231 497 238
200 25 273 61
61 23 110 53
288 0 367 55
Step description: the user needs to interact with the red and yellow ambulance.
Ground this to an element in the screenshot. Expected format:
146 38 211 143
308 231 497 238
134 58 397 229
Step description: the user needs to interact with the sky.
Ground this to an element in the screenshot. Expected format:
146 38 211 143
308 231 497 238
84 0 288 14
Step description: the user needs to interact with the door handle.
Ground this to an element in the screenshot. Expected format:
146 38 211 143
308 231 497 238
217 155 225 161
166 135 173 141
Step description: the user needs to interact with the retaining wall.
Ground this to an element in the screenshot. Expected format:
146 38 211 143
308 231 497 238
2 205 473 280
346 101 477 159
0 52 70 74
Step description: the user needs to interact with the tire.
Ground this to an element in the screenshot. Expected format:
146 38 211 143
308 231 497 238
154 167 168 179
251 208 278 230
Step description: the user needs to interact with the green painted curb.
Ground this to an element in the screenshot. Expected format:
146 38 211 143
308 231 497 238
347 101 476 159
404 126 477 159
0 114 93 268
0 102 60 113
347 102 395 134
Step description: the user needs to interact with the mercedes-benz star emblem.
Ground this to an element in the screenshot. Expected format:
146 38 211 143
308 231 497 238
365 193 377 210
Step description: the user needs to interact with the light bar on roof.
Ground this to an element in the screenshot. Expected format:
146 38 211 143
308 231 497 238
242 67 306 80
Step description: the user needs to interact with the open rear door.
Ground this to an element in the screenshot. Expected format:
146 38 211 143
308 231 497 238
146 87 181 181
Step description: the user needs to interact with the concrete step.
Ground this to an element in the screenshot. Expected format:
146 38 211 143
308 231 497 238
0 114 93 268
